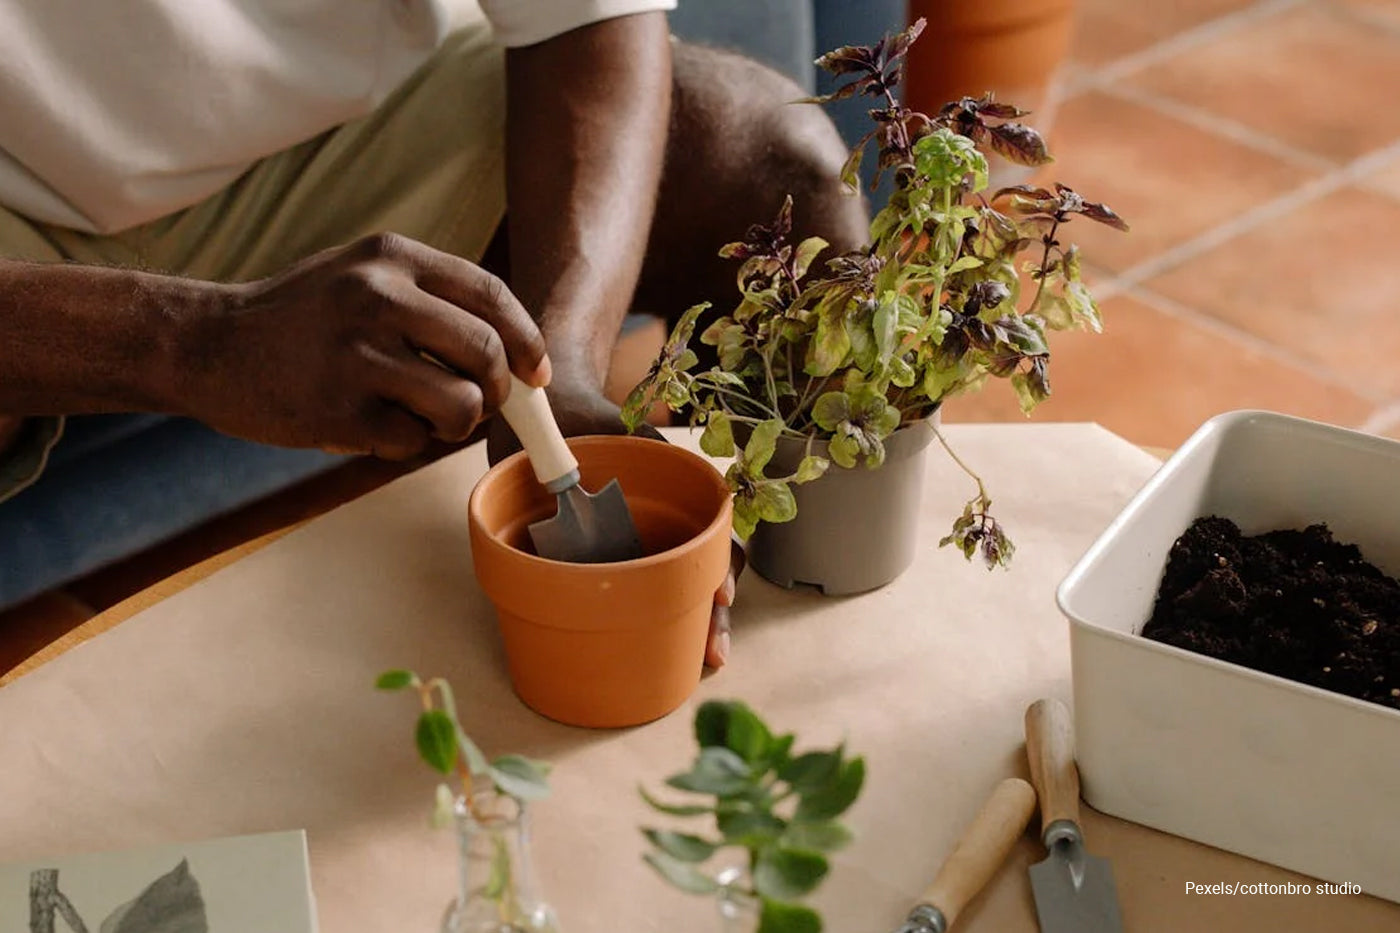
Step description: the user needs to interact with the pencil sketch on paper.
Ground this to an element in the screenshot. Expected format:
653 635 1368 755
29 858 208 933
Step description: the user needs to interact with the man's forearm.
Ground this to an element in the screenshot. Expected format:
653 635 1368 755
503 12 671 392
0 259 217 416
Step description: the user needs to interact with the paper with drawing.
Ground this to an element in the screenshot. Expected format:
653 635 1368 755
2 830 315 932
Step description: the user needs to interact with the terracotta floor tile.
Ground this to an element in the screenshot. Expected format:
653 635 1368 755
1037 91 1315 273
1070 0 1255 65
1143 185 1400 397
1330 0 1400 31
940 294 1374 450
1126 4 1400 162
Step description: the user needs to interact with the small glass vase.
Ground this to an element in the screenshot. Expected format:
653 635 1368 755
440 792 560 933
715 867 759 933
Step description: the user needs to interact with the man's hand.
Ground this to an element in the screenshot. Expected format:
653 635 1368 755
188 233 550 460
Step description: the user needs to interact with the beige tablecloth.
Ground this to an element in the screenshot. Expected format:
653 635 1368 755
1 423 1396 931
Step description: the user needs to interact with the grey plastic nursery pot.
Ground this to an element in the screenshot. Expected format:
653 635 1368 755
748 417 937 595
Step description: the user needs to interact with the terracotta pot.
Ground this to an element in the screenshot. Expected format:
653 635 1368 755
468 436 732 729
746 416 938 596
904 0 1076 187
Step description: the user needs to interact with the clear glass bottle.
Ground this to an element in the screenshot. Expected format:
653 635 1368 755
715 867 759 933
440 792 560 933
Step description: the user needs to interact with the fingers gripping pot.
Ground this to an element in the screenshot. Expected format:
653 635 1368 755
468 435 733 728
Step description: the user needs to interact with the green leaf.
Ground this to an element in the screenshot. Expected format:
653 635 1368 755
639 784 714 817
869 403 901 438
793 236 829 279
724 703 776 763
488 754 552 801
743 418 785 475
807 310 851 376
846 315 878 371
873 296 897 365
889 355 917 388
827 432 860 469
644 852 721 895
666 746 753 797
795 757 866 821
717 806 787 843
811 392 850 433
838 144 864 193
695 699 734 748
947 255 985 275
643 829 720 863
754 848 829 900
779 751 842 792
700 411 737 458
758 899 822 933
375 669 416 690
783 821 854 852
751 482 798 524
793 455 828 484
732 495 760 540
415 710 457 776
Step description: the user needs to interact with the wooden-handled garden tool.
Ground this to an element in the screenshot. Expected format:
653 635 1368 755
1024 697 1125 933
893 777 1038 932
498 375 643 564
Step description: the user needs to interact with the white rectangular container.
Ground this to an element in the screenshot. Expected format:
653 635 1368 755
1057 410 1400 903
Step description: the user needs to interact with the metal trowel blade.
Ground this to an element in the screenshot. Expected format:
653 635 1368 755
527 478 644 564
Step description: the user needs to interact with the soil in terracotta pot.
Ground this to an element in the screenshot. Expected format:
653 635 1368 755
1142 516 1400 711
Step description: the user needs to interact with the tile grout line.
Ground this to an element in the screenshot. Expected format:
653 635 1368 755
1109 135 1400 289
1084 82 1337 174
1109 283 1392 407
1065 0 1307 91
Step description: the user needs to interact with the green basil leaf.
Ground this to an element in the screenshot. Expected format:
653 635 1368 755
415 710 457 776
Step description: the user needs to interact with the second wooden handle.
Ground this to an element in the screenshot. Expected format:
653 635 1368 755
921 777 1037 929
1025 697 1081 832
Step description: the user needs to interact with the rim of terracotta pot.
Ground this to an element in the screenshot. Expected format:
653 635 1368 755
467 434 732 569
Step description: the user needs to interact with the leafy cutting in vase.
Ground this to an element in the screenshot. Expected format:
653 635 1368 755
377 669 557 932
641 699 865 933
621 18 1128 568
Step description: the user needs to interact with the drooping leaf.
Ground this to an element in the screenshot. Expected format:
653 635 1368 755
793 237 829 280
873 295 897 365
754 848 830 900
807 310 852 375
643 828 720 863
751 482 798 524
639 784 714 817
489 754 552 801
827 432 860 469
666 746 753 797
701 411 737 458
415 710 457 776
644 852 721 895
743 418 785 475
1079 199 1130 231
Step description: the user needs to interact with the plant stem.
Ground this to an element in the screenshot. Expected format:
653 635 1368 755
1028 216 1062 315
933 423 989 504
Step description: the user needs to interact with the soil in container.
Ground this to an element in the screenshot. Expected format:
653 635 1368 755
1142 515 1400 711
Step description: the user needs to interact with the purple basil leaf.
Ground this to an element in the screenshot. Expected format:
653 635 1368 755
814 44 878 76
986 123 1052 166
797 82 863 105
992 184 1053 201
1080 200 1131 231
882 17 927 65
977 101 1030 120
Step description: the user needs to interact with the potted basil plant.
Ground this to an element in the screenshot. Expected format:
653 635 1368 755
621 19 1127 594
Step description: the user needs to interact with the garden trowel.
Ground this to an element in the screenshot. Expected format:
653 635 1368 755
1024 698 1125 933
892 777 1038 933
498 375 643 564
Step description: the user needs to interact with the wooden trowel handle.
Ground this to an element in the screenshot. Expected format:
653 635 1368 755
920 777 1037 929
499 375 579 489
1025 698 1081 832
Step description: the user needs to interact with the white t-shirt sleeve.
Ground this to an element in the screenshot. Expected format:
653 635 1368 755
478 0 676 48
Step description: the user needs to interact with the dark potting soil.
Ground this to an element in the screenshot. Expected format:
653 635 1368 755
1142 516 1400 712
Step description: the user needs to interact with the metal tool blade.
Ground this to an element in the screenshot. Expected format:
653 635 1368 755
1028 828 1125 933
527 478 644 564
